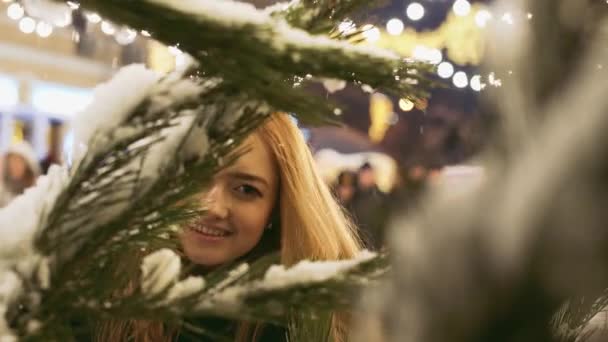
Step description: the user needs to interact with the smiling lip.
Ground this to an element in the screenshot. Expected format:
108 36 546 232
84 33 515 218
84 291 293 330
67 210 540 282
187 220 233 242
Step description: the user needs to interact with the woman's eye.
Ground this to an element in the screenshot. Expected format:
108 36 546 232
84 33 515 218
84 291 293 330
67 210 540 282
234 184 262 198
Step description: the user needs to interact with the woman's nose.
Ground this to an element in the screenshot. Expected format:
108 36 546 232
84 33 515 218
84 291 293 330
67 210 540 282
203 185 229 219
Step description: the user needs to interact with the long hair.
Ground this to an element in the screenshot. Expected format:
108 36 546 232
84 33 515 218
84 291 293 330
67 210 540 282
257 114 361 264
236 113 362 342
96 113 362 341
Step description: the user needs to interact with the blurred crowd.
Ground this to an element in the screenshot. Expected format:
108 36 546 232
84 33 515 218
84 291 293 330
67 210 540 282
331 161 440 251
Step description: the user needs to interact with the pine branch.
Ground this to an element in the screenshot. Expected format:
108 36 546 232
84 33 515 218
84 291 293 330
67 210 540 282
268 0 373 36
67 251 389 329
58 0 437 123
287 310 332 342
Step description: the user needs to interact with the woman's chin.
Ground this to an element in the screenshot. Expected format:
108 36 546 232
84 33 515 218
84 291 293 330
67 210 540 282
180 236 228 267
179 229 259 267
182 245 229 267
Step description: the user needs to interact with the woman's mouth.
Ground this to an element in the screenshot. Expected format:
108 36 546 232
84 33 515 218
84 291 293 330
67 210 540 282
191 225 230 236
188 224 234 241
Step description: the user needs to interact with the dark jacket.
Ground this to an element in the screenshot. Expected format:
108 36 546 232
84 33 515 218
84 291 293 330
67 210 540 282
177 318 287 342
351 185 389 250
71 315 287 341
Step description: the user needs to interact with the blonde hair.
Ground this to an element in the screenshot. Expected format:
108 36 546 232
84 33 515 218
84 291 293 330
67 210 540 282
236 113 362 341
97 113 362 341
258 114 361 264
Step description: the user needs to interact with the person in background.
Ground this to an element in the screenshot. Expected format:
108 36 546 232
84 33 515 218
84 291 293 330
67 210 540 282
40 122 63 174
351 162 388 250
40 151 61 175
0 142 41 208
332 170 357 209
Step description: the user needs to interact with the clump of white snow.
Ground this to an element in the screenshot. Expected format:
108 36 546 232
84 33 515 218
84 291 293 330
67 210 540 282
262 250 376 288
211 251 376 307
141 248 181 297
166 276 206 302
149 0 269 26
0 165 68 261
322 79 347 93
72 64 159 165
148 0 399 65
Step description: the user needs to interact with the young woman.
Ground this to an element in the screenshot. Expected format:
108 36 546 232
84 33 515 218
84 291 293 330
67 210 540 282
0 142 41 208
97 113 363 341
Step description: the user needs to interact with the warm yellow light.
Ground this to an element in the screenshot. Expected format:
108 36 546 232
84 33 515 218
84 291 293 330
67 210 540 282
374 3 488 66
362 24 380 43
369 93 393 143
399 98 414 111
148 41 178 73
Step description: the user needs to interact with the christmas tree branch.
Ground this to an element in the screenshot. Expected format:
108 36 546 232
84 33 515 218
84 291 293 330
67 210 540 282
267 0 372 36
71 250 389 329
59 0 436 121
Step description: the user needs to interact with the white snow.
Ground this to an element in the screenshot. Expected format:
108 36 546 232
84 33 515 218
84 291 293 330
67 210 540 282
211 263 250 293
180 118 211 164
73 64 159 165
0 165 68 261
361 84 374 93
149 0 269 26
136 114 198 187
214 99 269 132
148 0 399 65
148 64 212 110
141 248 181 297
0 271 21 307
262 250 376 288
262 0 299 15
272 20 398 61
322 79 347 93
0 164 66 338
166 276 205 302
210 251 376 307
0 272 21 340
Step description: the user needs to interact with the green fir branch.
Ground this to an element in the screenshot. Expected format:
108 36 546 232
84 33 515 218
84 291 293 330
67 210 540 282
58 0 436 123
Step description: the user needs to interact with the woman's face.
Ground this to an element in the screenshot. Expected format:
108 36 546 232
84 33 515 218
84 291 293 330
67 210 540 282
180 134 278 267
6 154 27 179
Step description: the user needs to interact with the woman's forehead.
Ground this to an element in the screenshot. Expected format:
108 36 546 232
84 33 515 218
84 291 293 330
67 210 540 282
226 135 277 182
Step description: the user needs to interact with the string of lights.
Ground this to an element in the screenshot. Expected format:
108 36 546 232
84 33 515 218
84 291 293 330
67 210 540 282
345 0 534 97
2 0 523 98
3 0 138 45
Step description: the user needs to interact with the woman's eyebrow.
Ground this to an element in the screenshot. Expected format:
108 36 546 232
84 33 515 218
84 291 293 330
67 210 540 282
225 171 269 188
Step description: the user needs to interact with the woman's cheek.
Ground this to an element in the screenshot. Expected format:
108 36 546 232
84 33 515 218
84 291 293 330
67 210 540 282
234 201 272 235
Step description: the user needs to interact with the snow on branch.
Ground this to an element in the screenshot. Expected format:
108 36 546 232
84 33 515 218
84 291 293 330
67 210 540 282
149 0 397 60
